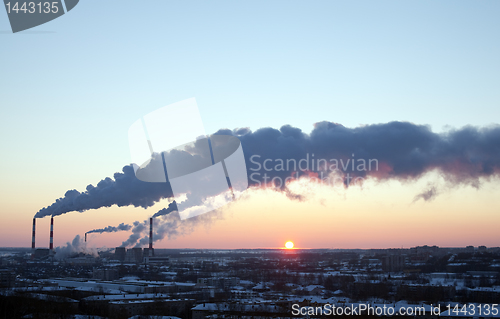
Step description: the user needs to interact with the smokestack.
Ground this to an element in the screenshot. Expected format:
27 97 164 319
49 216 54 251
85 232 87 243
32 218 36 250
149 217 153 257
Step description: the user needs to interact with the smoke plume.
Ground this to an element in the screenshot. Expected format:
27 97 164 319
120 220 147 247
152 201 178 218
35 163 172 219
86 223 132 234
122 208 224 248
35 121 500 222
54 235 96 259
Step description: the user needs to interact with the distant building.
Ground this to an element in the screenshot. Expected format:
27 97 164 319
302 285 325 296
411 245 440 255
192 302 287 319
252 282 271 292
66 256 97 265
81 294 193 317
109 298 193 317
48 278 196 294
124 248 143 263
115 247 167 264
33 248 50 259
143 247 154 258
197 277 239 289
115 247 126 261
466 286 500 303
231 289 257 299
201 261 219 271
93 268 119 281
382 255 405 272
409 252 430 263
0 269 15 288
144 255 170 265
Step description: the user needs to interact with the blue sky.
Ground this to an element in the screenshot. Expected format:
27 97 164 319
1 1 499 247
2 1 499 134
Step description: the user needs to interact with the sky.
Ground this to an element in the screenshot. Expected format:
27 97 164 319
0 0 499 250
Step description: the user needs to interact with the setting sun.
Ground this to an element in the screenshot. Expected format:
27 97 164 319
285 241 294 249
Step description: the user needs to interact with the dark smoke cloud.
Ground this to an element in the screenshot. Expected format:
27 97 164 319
86 223 132 234
152 201 177 218
232 122 500 186
35 160 173 219
120 220 147 247
35 121 500 221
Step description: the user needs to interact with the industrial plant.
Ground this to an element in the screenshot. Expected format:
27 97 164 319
3 221 500 319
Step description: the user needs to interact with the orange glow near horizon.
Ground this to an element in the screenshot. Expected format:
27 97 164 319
2 174 500 249
285 241 294 249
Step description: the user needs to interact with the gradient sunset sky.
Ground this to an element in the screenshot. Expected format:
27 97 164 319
1 1 499 249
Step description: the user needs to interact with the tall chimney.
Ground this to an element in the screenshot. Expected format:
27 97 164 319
32 218 36 250
149 217 153 257
85 232 87 243
49 216 54 251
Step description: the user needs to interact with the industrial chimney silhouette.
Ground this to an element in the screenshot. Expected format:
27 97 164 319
31 218 36 260
149 217 154 257
49 217 54 253
32 218 36 250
